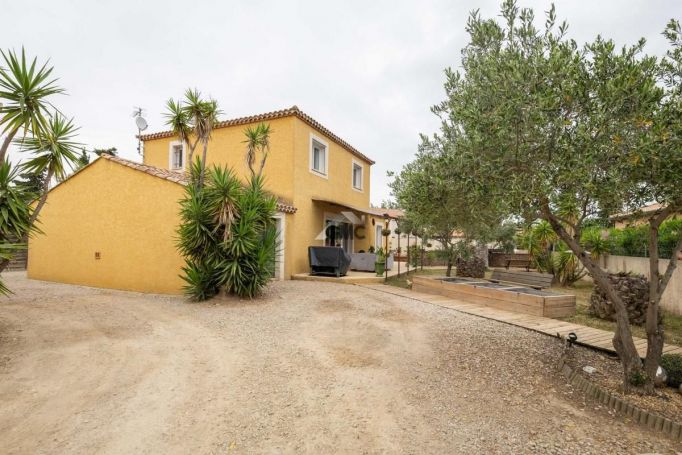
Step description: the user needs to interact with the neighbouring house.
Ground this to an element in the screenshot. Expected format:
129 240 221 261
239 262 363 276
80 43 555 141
609 202 680 228
28 106 395 294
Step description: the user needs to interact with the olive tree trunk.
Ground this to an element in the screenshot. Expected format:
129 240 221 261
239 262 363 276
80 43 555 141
542 206 643 390
643 205 682 392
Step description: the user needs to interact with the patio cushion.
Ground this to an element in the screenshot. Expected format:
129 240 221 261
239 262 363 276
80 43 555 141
350 253 394 272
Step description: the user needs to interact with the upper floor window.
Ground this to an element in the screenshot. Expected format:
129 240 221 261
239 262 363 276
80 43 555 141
310 134 328 177
352 161 363 191
169 141 184 170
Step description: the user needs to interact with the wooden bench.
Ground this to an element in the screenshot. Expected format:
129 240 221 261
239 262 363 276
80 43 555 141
490 269 554 289
505 259 532 271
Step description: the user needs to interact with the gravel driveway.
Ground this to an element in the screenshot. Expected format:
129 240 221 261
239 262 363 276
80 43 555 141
0 273 678 454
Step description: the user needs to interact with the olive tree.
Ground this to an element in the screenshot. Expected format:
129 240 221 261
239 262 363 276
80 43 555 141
389 135 503 276
432 1 681 390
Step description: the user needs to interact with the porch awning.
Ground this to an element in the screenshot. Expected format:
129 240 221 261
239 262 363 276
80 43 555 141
311 198 399 219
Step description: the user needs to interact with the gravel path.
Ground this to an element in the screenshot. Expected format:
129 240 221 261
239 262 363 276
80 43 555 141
0 273 679 454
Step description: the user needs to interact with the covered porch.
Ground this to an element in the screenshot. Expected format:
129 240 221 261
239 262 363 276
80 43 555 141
299 198 402 280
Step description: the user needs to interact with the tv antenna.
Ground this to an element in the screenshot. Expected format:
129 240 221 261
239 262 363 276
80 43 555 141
132 107 148 156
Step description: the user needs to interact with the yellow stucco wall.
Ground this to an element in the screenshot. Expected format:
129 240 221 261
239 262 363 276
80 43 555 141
141 114 375 277
28 159 186 294
287 117 374 274
143 117 296 202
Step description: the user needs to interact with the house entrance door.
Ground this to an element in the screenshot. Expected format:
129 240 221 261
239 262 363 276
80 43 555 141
325 219 353 254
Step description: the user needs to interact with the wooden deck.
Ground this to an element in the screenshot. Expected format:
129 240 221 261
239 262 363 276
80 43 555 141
361 284 682 358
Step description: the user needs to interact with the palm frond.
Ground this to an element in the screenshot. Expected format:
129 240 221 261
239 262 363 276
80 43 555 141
0 48 65 142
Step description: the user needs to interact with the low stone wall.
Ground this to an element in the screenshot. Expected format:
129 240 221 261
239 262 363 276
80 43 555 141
604 255 682 316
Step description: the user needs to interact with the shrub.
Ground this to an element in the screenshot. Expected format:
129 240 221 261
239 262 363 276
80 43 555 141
580 227 611 259
629 369 648 387
604 219 681 259
554 248 586 286
660 354 682 388
408 244 421 267
177 161 278 300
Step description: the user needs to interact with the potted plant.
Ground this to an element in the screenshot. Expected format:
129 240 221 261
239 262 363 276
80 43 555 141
375 247 386 276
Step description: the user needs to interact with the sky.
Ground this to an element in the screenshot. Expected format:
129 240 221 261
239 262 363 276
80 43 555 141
2 0 679 205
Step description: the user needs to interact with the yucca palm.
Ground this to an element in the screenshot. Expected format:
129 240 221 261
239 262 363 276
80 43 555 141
205 165 241 241
0 160 32 240
0 160 33 291
532 220 558 248
0 48 64 162
580 227 611 259
164 97 194 156
177 166 278 300
18 114 80 225
244 122 271 178
554 243 587 286
196 98 220 187
164 89 221 187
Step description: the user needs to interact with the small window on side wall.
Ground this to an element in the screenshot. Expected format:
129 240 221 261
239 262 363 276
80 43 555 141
310 135 328 177
169 141 184 170
352 161 363 190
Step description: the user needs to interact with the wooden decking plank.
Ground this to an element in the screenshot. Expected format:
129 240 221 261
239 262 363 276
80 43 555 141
549 325 591 336
633 339 649 351
532 319 579 330
662 344 682 354
524 322 579 333
570 328 611 339
359 284 682 358
577 335 615 347
577 332 616 343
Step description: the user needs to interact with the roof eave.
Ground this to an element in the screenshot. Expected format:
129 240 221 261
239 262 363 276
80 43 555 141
139 106 375 165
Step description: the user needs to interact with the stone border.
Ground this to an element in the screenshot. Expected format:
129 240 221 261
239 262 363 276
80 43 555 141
559 360 682 441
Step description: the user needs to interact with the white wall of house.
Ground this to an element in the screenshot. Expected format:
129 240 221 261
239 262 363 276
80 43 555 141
604 255 682 316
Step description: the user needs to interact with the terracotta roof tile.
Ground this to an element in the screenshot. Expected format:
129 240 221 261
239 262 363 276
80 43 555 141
138 105 375 165
102 154 189 184
101 155 297 213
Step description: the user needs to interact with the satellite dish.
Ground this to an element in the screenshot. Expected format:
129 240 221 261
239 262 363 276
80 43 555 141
135 116 148 131
132 106 148 156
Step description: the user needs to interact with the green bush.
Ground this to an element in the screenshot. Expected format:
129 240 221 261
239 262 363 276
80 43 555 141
629 369 648 387
602 219 681 259
408 244 421 267
659 219 682 259
177 161 278 300
660 353 682 388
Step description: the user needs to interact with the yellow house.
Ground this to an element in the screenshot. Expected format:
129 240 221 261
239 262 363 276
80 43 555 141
28 106 392 294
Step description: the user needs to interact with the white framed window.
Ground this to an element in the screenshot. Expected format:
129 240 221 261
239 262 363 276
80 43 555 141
352 160 363 191
309 134 328 177
168 140 185 171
